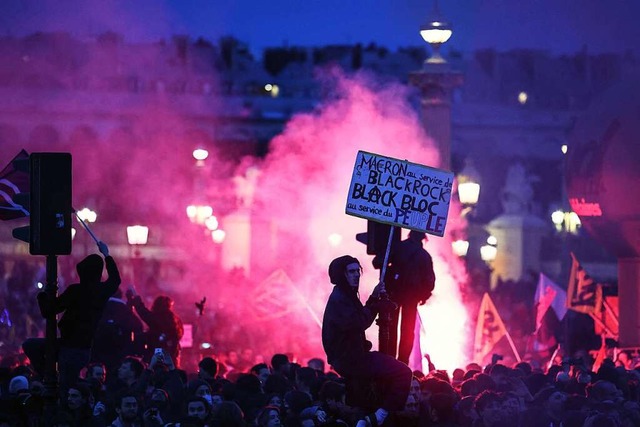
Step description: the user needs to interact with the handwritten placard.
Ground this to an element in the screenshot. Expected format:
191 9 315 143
345 151 454 237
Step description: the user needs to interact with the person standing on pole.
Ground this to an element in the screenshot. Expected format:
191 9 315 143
322 255 412 427
23 240 121 397
374 230 435 364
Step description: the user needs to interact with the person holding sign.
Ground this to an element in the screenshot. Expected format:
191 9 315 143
374 230 435 364
322 255 412 427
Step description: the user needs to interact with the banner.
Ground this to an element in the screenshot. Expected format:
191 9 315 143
345 150 454 237
535 273 567 330
474 293 508 363
0 150 30 221
251 269 299 321
595 296 619 337
567 253 603 314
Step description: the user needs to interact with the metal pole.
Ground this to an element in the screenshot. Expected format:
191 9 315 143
376 226 398 356
43 254 59 424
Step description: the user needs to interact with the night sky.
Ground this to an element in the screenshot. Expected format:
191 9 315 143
2 0 639 57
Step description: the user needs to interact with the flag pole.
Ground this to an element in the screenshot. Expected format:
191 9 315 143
504 329 522 362
547 345 561 371
74 213 100 244
588 312 615 337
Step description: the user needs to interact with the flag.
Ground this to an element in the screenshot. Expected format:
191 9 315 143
532 274 566 355
535 273 567 330
595 296 619 337
474 293 508 364
251 269 299 321
0 149 30 220
567 253 603 314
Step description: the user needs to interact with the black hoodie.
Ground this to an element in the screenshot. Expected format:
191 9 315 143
322 256 378 370
39 254 121 348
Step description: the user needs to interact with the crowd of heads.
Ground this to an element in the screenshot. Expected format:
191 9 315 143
0 339 639 426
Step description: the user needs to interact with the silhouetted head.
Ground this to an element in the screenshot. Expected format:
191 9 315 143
152 295 174 313
76 254 104 283
328 255 360 289
408 230 427 242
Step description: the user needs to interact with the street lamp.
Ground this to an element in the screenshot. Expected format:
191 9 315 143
193 148 209 168
127 225 149 246
551 209 581 234
480 236 498 263
76 207 97 224
127 225 149 288
457 158 481 215
419 0 452 64
204 215 219 231
211 229 226 244
186 204 213 225
452 239 469 257
409 0 462 170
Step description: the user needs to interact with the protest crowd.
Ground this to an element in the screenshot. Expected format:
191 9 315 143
0 253 634 427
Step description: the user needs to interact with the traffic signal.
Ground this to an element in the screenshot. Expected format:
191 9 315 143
12 153 73 255
356 220 400 255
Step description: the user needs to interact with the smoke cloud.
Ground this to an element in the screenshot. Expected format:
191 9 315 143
0 30 471 370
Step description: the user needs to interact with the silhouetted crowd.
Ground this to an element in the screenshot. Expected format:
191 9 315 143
1 256 636 426
2 338 640 426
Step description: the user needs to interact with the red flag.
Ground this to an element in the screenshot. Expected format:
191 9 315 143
474 293 508 364
0 150 29 220
567 253 603 314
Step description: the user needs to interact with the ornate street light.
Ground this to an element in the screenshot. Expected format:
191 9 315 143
193 148 209 161
186 204 213 225
480 236 498 263
420 0 452 64
452 239 470 257
127 225 149 287
211 229 226 244
457 158 481 207
126 225 149 246
76 207 97 223
205 215 219 231
551 209 581 234
458 182 480 206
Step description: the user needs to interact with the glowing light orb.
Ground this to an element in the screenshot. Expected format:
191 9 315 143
211 229 226 244
76 207 97 223
193 148 209 161
205 216 219 231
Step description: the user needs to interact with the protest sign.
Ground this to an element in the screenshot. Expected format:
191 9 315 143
345 150 453 237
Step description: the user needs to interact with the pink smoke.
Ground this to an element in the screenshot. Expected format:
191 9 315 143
253 68 471 370
0 30 473 369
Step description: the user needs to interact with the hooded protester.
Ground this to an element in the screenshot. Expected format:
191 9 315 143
23 240 121 397
322 255 412 427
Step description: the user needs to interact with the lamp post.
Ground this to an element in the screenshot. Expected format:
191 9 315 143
419 1 452 65
409 0 463 170
187 148 215 225
127 225 149 288
458 158 481 214
480 236 498 264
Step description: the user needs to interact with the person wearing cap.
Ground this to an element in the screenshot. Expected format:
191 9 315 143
322 255 412 427
375 230 435 365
